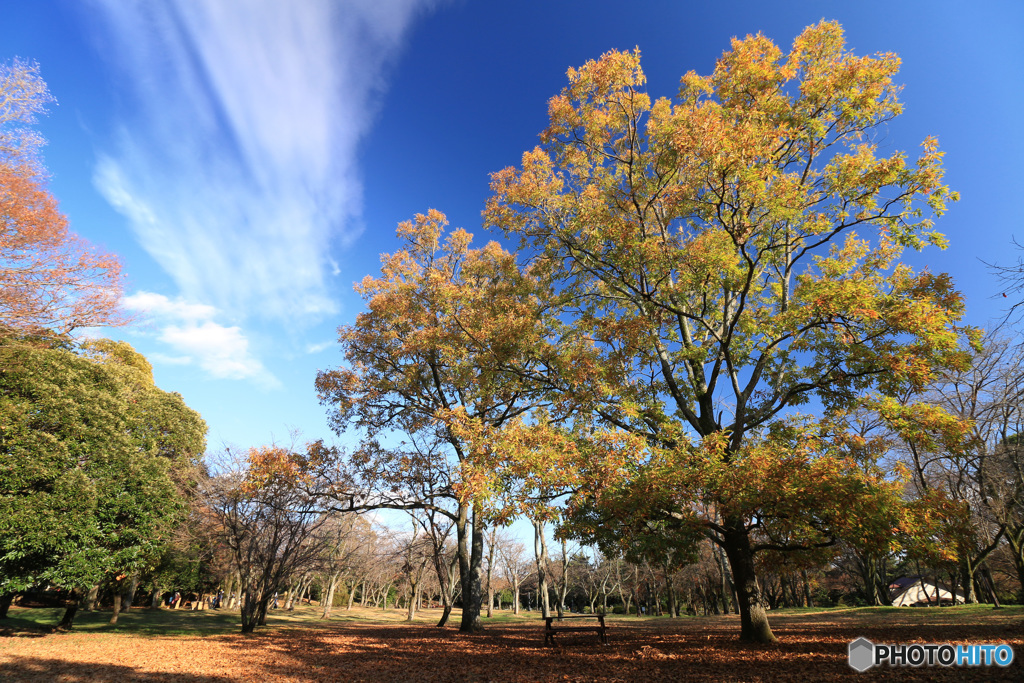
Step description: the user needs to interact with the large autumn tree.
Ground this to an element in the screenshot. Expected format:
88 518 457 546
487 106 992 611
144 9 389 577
1 58 126 337
485 21 968 642
315 210 566 632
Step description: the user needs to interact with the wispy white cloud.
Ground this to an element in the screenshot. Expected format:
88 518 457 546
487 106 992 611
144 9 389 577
90 0 438 322
124 291 279 388
305 340 334 354
150 352 193 366
122 290 217 323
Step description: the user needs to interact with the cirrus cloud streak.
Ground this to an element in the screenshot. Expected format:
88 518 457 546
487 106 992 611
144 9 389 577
90 0 439 322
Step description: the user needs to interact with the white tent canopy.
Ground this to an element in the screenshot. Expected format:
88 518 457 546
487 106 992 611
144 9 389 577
889 576 965 607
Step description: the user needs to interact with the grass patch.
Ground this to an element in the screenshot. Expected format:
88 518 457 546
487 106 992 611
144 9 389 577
5 602 1020 638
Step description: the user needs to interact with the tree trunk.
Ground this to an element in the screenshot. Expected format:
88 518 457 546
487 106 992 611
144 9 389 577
347 579 359 610
485 527 496 618
257 598 269 625
633 567 642 617
556 538 569 617
665 566 677 618
123 574 140 610
801 570 813 608
83 584 99 611
407 580 421 622
150 582 163 609
722 520 777 643
284 579 298 610
981 566 1001 608
110 591 123 625
436 555 459 627
240 589 258 633
321 572 340 619
56 589 81 631
229 571 242 610
960 558 978 604
716 545 734 614
1005 526 1024 602
457 503 485 633
533 519 551 619
0 593 14 619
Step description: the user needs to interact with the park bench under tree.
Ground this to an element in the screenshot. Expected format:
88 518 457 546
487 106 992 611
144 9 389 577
543 614 608 646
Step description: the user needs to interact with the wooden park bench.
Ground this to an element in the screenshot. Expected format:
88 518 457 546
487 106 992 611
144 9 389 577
543 614 608 646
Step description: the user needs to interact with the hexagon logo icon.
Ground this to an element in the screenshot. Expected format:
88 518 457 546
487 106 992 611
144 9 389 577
848 637 875 672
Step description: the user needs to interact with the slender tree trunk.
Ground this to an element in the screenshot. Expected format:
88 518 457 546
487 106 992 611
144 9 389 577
616 561 632 616
436 554 459 627
110 591 123 625
1005 526 1024 602
716 545 734 614
801 570 813 607
407 580 420 622
533 519 551 618
230 571 242 610
321 572 340 619
630 569 638 618
437 602 453 627
457 503 485 633
347 579 358 610
0 593 13 619
665 565 677 618
485 527 496 618
981 566 1002 608
722 520 777 643
556 538 569 617
960 558 978 604
123 574 140 610
284 579 298 610
56 589 81 631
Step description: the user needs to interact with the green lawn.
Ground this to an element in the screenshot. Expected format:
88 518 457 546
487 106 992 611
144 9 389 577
5 602 1020 637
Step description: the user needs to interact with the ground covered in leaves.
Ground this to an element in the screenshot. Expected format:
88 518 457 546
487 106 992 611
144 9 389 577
1 605 1022 681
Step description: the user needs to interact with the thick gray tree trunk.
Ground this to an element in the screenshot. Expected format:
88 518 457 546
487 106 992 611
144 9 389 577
457 503 485 632
722 520 776 643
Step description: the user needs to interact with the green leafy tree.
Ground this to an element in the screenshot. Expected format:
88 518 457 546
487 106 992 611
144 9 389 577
0 336 206 628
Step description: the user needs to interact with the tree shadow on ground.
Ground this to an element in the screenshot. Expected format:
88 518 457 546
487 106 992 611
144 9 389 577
0 656 231 682
212 617 1024 682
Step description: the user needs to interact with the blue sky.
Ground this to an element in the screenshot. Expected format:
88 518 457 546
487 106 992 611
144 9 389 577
2 0 1022 454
